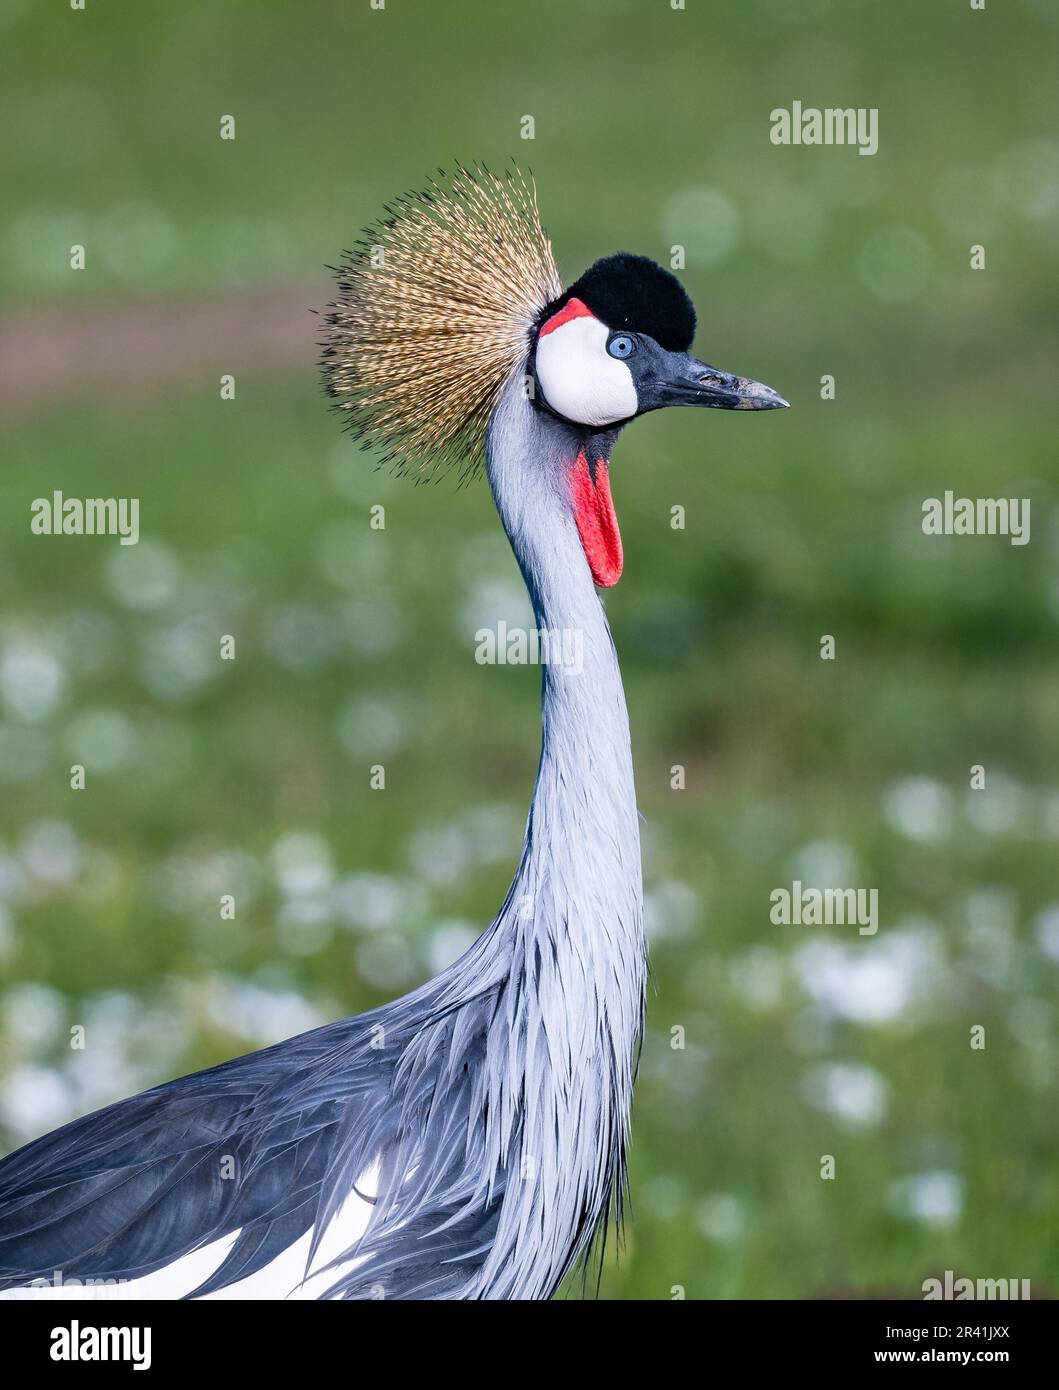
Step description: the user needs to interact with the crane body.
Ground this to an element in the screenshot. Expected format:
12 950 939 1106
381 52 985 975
0 166 786 1300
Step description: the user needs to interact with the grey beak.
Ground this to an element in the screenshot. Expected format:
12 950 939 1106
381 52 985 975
660 353 790 411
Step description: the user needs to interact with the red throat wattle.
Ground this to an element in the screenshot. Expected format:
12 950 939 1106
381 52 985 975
571 450 623 588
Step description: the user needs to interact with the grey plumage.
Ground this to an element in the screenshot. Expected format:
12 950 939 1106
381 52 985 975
0 374 646 1301
0 163 786 1299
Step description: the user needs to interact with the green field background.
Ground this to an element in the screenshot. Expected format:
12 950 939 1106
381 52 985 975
1 0 1057 1298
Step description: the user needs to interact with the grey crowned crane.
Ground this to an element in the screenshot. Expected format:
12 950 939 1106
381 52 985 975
0 164 787 1301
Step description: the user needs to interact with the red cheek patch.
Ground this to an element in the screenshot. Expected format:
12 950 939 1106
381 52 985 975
571 450 623 588
538 296 596 338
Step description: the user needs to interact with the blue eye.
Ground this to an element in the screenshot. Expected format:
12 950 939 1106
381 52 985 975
607 334 637 360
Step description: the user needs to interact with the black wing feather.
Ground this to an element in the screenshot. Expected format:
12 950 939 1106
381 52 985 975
0 1017 382 1294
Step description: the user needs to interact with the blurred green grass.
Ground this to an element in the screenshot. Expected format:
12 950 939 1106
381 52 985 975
1 0 1058 1299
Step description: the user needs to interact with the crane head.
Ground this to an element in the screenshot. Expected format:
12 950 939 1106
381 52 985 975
533 253 788 428
321 163 787 539
527 253 787 588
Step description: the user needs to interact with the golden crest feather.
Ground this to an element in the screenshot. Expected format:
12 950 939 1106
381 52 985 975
321 162 563 481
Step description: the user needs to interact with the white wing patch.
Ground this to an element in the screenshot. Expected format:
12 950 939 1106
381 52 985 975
535 315 638 427
0 1162 380 1302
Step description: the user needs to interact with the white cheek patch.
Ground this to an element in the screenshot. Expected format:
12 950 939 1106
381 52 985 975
535 315 638 427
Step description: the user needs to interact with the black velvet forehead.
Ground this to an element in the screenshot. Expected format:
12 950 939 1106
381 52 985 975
560 253 697 353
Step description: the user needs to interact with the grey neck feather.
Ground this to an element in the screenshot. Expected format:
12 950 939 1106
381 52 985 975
486 371 642 912
472 370 647 1296
321 371 648 1301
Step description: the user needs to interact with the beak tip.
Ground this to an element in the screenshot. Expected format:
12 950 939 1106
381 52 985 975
675 359 791 412
734 377 789 410
736 389 789 411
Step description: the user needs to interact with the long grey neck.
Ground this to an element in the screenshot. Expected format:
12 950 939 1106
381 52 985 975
485 372 643 936
469 371 647 1298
